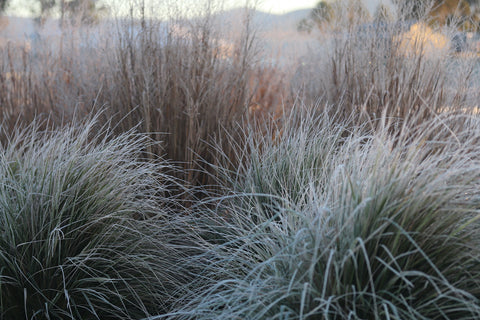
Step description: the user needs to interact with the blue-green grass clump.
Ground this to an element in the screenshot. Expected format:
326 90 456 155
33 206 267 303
0 119 202 319
171 110 480 320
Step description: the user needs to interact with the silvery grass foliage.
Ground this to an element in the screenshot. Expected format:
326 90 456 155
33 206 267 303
0 118 205 319
169 109 480 319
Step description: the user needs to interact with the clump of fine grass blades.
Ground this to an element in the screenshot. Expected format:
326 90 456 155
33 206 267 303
170 109 480 319
0 118 204 319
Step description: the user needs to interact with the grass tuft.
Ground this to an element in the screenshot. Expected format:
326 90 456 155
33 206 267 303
169 108 480 319
0 117 205 319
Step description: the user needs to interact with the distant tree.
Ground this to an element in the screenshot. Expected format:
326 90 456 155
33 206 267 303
298 0 370 33
35 0 56 25
0 0 8 12
393 0 475 28
298 1 333 33
310 1 333 23
62 0 108 25
34 0 107 26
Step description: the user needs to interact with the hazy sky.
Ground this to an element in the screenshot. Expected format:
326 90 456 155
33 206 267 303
255 0 318 14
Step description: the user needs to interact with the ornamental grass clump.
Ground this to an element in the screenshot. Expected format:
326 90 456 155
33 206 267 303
171 109 480 319
0 118 203 319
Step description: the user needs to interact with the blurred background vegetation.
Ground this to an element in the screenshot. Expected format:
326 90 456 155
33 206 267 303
299 0 480 32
